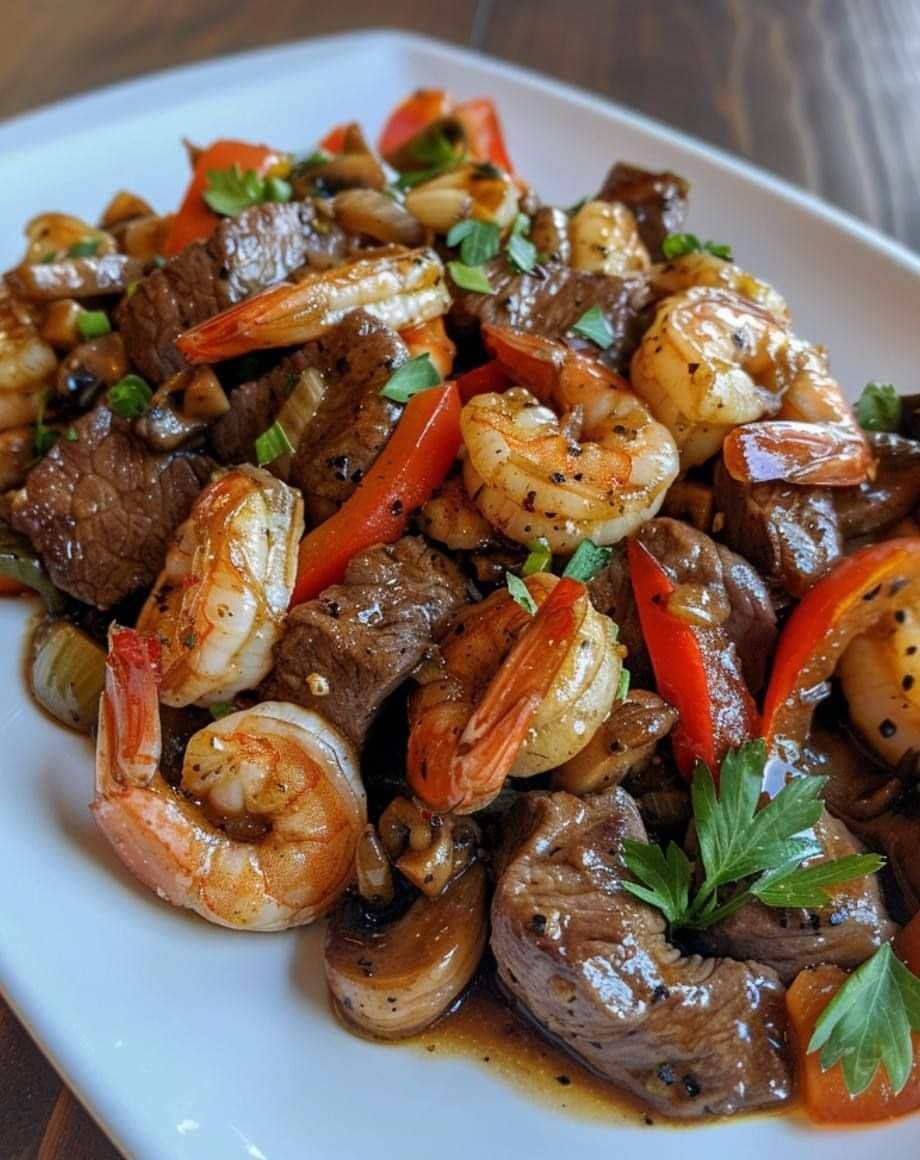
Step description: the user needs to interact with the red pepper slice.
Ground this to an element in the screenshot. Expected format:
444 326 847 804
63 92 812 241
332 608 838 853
319 123 350 155
454 359 511 403
290 383 461 606
454 98 515 174
378 89 453 162
164 140 285 256
628 538 758 777
762 538 920 750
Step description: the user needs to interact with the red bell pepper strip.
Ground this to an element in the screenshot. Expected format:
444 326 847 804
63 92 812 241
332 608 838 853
787 959 920 1124
164 140 285 256
628 537 758 777
453 98 515 174
319 123 349 155
454 360 511 403
762 538 920 750
378 89 453 162
291 383 462 606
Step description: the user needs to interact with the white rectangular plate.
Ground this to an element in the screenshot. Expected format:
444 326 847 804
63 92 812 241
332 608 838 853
1 30 919 1160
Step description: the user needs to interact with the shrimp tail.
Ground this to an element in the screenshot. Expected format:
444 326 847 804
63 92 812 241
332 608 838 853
723 420 872 486
102 626 162 787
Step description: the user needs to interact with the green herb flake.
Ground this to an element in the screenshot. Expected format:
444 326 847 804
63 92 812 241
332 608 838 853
125 280 139 299
661 232 733 261
410 125 460 168
67 238 101 258
265 175 293 203
448 261 494 295
107 374 153 421
299 149 332 168
446 218 501 266
33 391 57 457
562 538 612 582
571 305 614 350
751 852 886 909
506 571 537 615
77 309 111 341
622 839 691 926
522 536 552 577
39 250 59 264
255 420 295 466
809 943 920 1096
380 354 442 404
856 381 902 433
209 701 236 720
506 212 537 273
616 665 631 701
151 255 167 269
65 426 79 442
203 165 280 216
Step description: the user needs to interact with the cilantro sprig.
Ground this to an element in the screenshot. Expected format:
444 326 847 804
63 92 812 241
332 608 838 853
380 354 441 403
661 233 733 261
203 165 292 216
506 213 537 273
571 305 614 350
855 380 901 433
622 740 885 931
447 219 501 266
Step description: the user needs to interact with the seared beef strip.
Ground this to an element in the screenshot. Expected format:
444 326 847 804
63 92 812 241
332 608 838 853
449 259 651 373
116 202 335 383
6 253 143 301
714 459 842 597
834 431 920 538
11 405 213 608
704 811 896 982
587 545 652 687
210 350 313 466
262 537 468 747
492 789 791 1118
597 162 690 261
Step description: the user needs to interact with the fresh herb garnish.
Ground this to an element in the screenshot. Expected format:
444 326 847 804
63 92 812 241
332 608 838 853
448 260 494 294
661 232 733 261
203 165 292 216
571 305 614 350
33 392 57 457
208 702 235 720
506 213 537 273
67 238 101 258
64 426 78 442
255 420 295 466
107 374 153 420
151 255 167 269
616 666 631 701
622 740 885 932
77 309 111 341
299 149 332 169
379 354 442 403
562 538 612 582
522 537 551 576
394 126 465 191
39 251 58 264
446 219 501 266
856 381 901 433
809 943 920 1096
506 571 537 615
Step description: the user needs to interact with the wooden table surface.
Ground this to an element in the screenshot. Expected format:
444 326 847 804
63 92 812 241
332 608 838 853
1 1 918 1157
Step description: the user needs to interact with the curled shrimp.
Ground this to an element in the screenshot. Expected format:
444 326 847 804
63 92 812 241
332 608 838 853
649 250 789 322
631 285 870 483
568 199 650 277
0 289 57 430
460 326 679 553
136 465 304 707
176 248 450 363
408 574 619 813
93 628 367 930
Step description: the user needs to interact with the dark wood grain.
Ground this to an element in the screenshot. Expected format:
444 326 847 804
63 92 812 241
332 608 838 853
1 1 918 1156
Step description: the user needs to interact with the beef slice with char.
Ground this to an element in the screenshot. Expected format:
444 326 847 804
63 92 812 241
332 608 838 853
597 162 690 261
703 811 896 982
449 259 651 373
262 537 469 747
11 405 213 608
834 431 920 539
714 459 842 598
491 788 791 1118
209 350 313 466
116 201 326 383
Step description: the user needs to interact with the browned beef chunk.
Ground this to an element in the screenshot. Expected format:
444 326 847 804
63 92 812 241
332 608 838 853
449 259 651 372
597 162 690 260
637 517 777 693
6 253 143 301
704 812 895 982
835 432 920 538
714 459 842 597
262 537 469 747
11 405 213 608
116 202 328 383
288 312 407 524
587 545 652 687
209 351 313 465
492 789 791 1119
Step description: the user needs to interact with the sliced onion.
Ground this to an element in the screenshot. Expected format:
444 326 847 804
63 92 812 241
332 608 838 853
30 619 106 732
333 190 423 246
271 367 326 480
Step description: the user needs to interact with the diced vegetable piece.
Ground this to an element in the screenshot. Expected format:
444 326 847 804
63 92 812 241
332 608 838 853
0 521 64 611
30 619 106 732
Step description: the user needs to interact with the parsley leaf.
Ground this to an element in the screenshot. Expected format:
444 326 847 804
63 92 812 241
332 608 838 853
446 219 501 266
203 165 291 216
661 233 733 261
506 213 537 273
571 305 614 350
856 381 901 433
448 261 494 294
751 852 885 908
521 537 551 577
622 839 691 925
255 420 295 466
809 943 920 1096
506 572 537 615
208 701 235 721
380 354 441 403
562 538 612 582
393 126 465 191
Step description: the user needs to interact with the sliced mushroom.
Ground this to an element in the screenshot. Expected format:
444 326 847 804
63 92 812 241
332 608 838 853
325 862 488 1039
99 190 155 228
377 796 481 898
55 333 127 409
7 253 144 301
530 205 571 265
333 190 423 246
134 367 228 451
292 124 386 196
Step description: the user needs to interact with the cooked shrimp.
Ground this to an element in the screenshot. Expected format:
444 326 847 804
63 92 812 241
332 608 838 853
176 248 450 363
461 327 679 553
400 316 456 378
631 285 870 482
136 465 303 707
839 604 920 765
405 162 518 232
418 469 496 550
93 627 365 930
408 574 619 813
569 200 650 277
0 290 56 430
649 251 789 322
